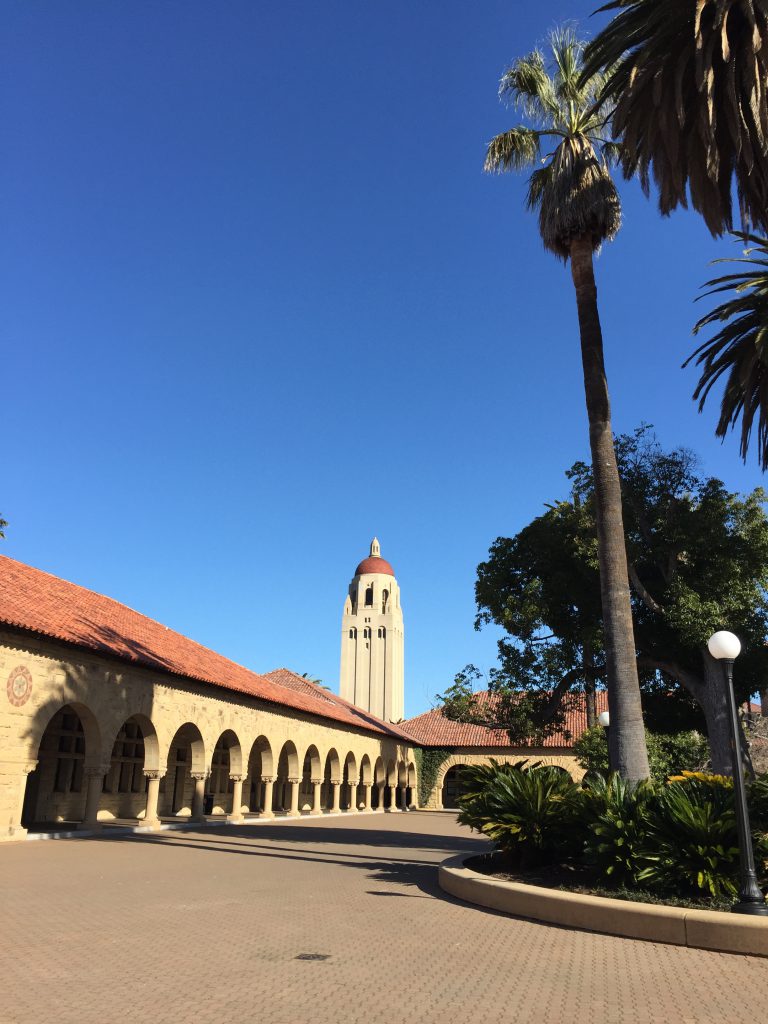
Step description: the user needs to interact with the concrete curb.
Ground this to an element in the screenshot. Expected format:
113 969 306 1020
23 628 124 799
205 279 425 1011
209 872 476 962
438 855 768 957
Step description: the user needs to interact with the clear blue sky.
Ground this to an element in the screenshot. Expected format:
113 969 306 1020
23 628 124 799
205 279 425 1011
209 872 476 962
2 1 764 718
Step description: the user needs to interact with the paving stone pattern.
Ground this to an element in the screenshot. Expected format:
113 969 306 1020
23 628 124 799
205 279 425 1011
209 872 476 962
1 812 767 1024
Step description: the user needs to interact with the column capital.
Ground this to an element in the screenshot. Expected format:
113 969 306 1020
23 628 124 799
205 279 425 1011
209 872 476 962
330 779 340 787
310 777 322 786
84 765 110 778
143 769 166 781
191 772 209 782
287 776 300 785
229 774 245 783
261 775 275 784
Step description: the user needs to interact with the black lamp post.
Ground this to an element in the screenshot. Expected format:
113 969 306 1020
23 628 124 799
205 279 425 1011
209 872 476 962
707 630 768 916
598 710 611 773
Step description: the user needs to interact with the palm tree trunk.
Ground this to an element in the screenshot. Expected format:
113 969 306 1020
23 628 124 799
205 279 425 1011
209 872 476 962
569 235 650 782
583 637 597 729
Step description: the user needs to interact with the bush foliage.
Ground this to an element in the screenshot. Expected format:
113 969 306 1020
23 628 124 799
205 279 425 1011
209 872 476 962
574 726 709 782
457 760 768 904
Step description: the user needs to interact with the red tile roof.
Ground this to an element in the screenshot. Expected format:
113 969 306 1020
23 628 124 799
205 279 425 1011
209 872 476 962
0 555 407 740
264 668 414 743
403 690 609 749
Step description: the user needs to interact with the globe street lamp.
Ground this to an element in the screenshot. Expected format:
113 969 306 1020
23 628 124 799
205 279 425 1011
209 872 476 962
707 630 768 916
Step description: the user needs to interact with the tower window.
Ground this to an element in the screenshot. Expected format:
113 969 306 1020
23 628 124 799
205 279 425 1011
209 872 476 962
365 585 373 607
349 628 354 639
382 589 389 612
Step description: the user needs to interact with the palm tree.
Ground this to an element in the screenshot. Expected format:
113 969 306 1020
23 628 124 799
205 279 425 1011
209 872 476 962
484 28 649 781
583 1 768 237
684 234 768 468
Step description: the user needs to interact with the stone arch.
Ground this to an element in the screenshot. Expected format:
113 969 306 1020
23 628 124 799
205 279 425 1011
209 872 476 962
359 753 372 786
161 722 206 817
300 744 321 813
372 755 386 810
246 735 273 813
322 748 341 810
100 713 160 821
342 752 357 811
21 701 103 829
207 730 243 814
274 740 299 813
406 760 417 807
434 754 486 810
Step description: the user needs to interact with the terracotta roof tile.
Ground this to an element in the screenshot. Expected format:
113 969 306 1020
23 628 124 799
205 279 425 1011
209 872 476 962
0 555 406 740
402 690 609 748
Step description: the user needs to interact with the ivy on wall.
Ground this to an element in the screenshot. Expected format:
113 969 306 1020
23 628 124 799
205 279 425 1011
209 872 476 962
413 747 452 806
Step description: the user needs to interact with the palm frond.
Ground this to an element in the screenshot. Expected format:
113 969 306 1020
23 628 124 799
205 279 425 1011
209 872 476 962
484 26 622 259
499 50 563 125
684 234 768 468
583 0 768 237
484 126 542 172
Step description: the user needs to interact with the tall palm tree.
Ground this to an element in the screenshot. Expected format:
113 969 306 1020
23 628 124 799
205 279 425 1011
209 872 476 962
583 1 768 237
484 28 650 781
684 234 768 468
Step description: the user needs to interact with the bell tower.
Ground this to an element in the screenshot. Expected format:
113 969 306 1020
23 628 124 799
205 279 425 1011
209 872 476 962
339 538 404 722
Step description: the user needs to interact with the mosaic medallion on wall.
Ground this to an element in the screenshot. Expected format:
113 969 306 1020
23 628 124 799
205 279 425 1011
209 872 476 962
7 666 33 707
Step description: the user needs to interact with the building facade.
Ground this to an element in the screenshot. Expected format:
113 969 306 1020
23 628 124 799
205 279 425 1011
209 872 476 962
0 555 417 842
339 539 404 723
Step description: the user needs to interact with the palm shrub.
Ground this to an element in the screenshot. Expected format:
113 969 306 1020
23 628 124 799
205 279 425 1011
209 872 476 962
636 774 743 898
583 772 656 885
575 726 709 781
457 761 585 867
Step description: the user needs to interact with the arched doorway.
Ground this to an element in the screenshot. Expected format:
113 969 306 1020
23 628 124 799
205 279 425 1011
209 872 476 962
300 745 321 813
161 723 205 818
207 730 243 815
342 752 357 811
22 703 102 829
274 741 299 815
102 714 159 821
246 735 273 813
442 765 470 809
322 748 340 812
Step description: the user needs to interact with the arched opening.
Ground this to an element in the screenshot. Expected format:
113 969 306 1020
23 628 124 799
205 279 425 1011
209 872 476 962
246 735 273 813
300 745 321 813
206 730 243 815
442 765 471 809
365 584 374 607
22 703 102 830
322 748 341 811
382 589 389 613
372 756 385 810
274 741 299 814
386 758 398 810
160 723 205 818
406 761 417 808
101 714 159 822
342 752 357 810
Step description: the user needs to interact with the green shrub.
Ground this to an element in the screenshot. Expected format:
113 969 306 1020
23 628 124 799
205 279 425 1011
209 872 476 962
574 727 709 783
582 773 656 886
636 776 740 898
457 760 585 867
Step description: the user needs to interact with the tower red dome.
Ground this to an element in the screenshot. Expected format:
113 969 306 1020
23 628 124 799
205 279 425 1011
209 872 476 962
354 538 394 576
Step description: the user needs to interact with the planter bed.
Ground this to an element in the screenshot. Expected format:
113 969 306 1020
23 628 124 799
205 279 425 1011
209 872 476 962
439 853 768 957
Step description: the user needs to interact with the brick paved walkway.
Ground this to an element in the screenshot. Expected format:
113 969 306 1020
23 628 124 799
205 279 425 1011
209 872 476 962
1 811 767 1024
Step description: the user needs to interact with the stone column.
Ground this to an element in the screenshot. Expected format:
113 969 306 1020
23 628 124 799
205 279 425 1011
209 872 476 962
310 779 323 815
331 780 341 813
376 782 385 812
288 776 300 817
400 786 408 811
191 772 207 821
142 770 164 830
2 763 37 841
363 783 372 811
386 786 398 812
227 774 245 823
260 776 275 818
80 766 107 830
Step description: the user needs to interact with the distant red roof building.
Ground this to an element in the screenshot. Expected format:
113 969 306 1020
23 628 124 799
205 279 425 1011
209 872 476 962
403 690 609 749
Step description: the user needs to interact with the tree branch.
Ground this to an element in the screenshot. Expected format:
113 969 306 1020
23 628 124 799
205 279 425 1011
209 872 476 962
628 563 664 615
637 654 703 695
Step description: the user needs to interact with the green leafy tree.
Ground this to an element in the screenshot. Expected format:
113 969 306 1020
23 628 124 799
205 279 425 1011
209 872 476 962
683 234 768 471
484 27 648 781
0 514 6 539
440 428 768 774
583 1 768 237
